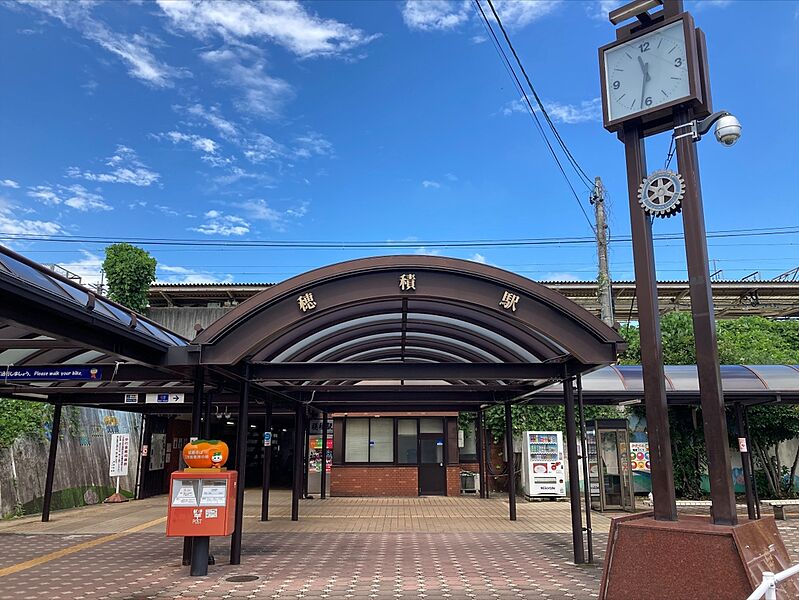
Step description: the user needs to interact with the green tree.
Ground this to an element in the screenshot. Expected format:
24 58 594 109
102 243 157 312
619 312 799 498
0 399 51 448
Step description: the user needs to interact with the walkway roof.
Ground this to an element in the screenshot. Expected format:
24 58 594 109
2 246 798 414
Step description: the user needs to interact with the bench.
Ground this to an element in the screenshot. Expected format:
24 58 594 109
762 499 799 520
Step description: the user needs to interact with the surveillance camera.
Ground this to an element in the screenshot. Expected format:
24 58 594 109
714 114 742 147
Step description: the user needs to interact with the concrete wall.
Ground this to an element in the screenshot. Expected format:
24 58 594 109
147 306 232 340
0 407 142 518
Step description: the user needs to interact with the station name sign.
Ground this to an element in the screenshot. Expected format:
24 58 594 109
1 367 102 381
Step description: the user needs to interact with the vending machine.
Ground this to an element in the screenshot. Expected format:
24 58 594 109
520 431 566 500
306 420 333 496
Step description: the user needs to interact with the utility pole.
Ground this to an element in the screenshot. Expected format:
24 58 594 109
590 176 614 326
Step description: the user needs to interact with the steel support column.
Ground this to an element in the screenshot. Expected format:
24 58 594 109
743 406 761 519
202 390 212 439
303 416 310 498
623 123 677 522
476 411 486 499
576 375 594 563
675 107 737 526
291 405 304 521
184 367 204 567
261 401 272 521
564 379 585 565
735 403 756 520
42 398 62 523
482 410 490 499
504 401 516 521
229 364 250 565
320 412 328 499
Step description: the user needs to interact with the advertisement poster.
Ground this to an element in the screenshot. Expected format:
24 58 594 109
630 442 650 472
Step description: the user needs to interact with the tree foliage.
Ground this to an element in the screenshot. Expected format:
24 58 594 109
619 312 799 498
102 243 157 312
0 399 50 448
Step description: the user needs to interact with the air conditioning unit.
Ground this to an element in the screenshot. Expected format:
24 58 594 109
460 471 480 494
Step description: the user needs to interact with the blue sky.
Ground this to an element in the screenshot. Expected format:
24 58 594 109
0 0 797 286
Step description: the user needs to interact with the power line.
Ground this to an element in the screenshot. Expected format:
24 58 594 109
483 0 595 190
472 0 595 233
1 225 797 249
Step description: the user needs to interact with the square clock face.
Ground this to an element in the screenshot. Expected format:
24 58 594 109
603 20 691 123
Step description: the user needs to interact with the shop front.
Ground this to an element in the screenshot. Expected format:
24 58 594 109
330 413 478 497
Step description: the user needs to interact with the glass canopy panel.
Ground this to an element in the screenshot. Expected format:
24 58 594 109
663 366 699 391
49 277 89 306
718 365 767 391
613 366 645 392
0 254 73 299
0 349 40 364
580 366 627 391
271 314 402 362
407 313 540 362
743 365 799 392
63 350 105 364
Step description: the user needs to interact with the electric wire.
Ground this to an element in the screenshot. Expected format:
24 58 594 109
472 0 595 233
483 0 595 190
1 225 796 249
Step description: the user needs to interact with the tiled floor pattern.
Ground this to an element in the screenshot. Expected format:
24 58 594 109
1 494 798 599
0 531 607 600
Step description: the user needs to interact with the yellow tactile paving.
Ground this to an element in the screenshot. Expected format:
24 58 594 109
0 516 166 578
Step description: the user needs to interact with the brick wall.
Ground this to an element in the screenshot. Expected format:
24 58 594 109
446 466 461 496
331 465 418 497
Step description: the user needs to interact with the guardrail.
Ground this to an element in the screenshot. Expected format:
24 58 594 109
746 563 799 600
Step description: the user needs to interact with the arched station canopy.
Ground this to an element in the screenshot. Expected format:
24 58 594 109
180 256 627 411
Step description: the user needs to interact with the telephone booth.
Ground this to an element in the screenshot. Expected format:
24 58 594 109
586 419 635 512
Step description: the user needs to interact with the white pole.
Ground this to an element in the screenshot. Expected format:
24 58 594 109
116 476 120 495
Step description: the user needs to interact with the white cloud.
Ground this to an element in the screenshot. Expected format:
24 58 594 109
56 250 104 285
403 0 559 32
200 46 293 118
545 97 602 124
67 145 160 186
0 196 63 238
163 131 219 154
18 0 183 87
402 0 471 31
469 253 488 264
293 132 333 158
501 96 602 124
489 0 561 29
157 0 379 58
27 184 112 211
184 104 241 141
158 264 234 284
157 130 228 165
244 133 284 164
237 198 310 231
422 180 441 189
191 210 250 236
587 1 623 21
414 246 441 256
0 179 20 188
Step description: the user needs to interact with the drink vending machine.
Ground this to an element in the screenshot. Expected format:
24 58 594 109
520 431 566 500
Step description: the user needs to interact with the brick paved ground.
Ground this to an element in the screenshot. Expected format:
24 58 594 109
1 492 797 599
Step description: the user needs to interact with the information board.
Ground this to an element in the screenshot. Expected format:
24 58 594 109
109 433 130 477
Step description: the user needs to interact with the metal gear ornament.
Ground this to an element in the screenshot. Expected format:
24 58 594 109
637 169 685 218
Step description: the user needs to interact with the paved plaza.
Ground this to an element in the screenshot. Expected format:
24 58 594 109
0 491 797 599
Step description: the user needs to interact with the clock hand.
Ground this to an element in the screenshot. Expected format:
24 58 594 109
637 56 650 109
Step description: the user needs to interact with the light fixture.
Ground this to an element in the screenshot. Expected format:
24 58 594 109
226 420 235 426
250 424 256 429
618 398 643 406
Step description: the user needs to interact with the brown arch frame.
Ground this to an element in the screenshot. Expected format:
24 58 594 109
192 255 625 372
